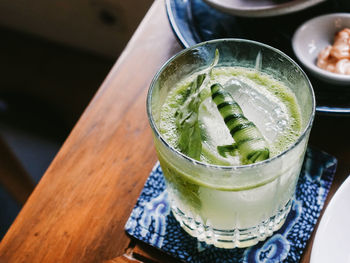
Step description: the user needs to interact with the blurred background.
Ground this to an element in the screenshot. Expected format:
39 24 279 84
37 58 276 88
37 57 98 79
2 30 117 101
0 0 153 238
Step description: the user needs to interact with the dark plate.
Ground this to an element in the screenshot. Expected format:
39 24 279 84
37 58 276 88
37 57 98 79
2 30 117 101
166 0 350 115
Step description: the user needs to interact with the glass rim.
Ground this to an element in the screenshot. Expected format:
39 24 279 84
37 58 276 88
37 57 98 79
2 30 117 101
147 38 315 171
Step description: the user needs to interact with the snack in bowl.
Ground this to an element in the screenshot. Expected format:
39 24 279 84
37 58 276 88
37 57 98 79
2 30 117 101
317 28 350 75
147 39 315 248
292 13 350 85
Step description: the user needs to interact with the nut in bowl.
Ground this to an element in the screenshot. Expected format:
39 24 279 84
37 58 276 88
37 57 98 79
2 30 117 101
292 13 350 85
147 39 315 248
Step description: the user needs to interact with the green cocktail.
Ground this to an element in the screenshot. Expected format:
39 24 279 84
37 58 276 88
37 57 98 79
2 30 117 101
147 39 315 248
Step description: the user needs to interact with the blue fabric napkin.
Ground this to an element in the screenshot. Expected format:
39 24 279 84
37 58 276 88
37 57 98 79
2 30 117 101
125 148 337 263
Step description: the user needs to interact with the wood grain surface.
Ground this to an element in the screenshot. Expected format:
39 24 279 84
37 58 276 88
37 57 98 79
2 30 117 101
1 0 349 262
0 0 180 262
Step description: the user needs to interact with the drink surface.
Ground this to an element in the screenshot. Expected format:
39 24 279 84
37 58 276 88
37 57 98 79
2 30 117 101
159 66 302 166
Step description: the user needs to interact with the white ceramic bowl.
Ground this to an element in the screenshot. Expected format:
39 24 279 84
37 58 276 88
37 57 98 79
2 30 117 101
203 0 325 17
292 13 350 85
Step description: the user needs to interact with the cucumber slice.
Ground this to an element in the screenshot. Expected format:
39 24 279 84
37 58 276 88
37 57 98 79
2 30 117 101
211 83 270 164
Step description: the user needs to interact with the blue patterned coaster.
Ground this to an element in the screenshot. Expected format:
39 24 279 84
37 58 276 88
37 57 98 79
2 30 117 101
125 148 337 263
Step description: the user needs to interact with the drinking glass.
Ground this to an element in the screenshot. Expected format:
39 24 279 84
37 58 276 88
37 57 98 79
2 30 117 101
147 39 315 248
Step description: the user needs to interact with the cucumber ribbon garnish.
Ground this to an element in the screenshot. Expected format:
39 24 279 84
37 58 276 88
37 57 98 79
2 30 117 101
211 83 270 164
175 49 270 164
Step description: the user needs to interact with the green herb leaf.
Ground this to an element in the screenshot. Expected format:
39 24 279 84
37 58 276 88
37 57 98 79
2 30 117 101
174 49 220 160
175 74 206 160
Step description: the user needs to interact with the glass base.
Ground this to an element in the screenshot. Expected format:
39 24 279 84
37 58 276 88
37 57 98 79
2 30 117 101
171 200 292 249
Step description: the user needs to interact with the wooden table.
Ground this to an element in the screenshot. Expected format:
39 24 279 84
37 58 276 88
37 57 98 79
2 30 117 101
1 0 349 262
